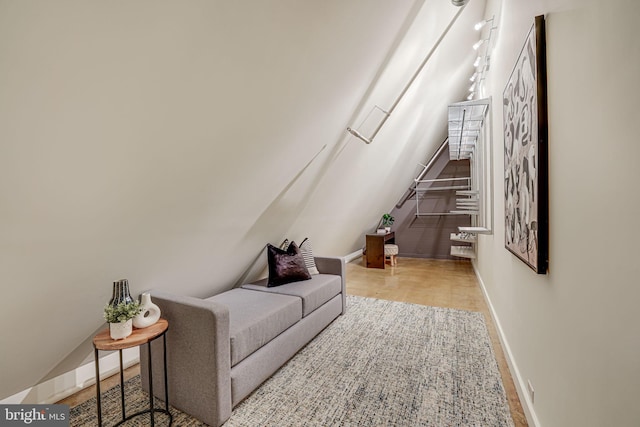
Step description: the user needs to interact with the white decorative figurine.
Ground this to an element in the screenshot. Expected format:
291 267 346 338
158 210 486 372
133 292 161 328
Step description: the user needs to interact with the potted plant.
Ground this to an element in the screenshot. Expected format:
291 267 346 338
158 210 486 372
104 301 142 340
381 213 395 233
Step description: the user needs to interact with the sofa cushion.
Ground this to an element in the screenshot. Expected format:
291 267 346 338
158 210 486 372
207 289 302 367
241 274 341 317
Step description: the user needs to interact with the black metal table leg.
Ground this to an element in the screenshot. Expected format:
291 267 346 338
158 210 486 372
163 334 169 414
94 348 102 427
148 341 155 427
119 349 125 420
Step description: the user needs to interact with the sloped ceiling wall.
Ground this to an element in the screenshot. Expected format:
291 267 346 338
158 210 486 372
0 0 485 399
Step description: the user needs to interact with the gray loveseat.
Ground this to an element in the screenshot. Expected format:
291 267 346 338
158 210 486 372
140 256 346 427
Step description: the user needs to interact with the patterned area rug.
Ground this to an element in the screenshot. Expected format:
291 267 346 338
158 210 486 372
71 296 514 426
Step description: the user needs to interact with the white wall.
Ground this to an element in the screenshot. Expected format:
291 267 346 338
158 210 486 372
476 0 640 426
0 0 486 400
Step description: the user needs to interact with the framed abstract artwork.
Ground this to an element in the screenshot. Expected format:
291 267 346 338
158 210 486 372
503 15 548 274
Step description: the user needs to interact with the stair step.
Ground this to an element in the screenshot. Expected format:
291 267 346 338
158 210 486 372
450 233 477 243
458 226 491 234
450 210 479 215
451 245 476 259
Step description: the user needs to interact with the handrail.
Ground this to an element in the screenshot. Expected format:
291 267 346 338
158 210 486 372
415 177 470 184
415 176 471 216
415 185 470 192
395 138 449 208
416 212 472 216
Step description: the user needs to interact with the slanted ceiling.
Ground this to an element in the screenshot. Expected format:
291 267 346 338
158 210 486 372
0 0 485 399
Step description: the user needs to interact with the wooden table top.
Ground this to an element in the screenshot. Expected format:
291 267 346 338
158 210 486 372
93 318 168 351
365 231 394 238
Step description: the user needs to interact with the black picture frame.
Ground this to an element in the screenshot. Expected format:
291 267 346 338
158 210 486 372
503 15 548 274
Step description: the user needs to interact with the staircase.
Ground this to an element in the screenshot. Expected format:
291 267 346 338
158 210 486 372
394 98 492 260
392 138 472 259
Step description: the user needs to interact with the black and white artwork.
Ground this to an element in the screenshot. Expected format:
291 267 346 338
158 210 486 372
503 15 548 274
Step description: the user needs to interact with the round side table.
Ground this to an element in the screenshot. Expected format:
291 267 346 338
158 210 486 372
93 318 172 426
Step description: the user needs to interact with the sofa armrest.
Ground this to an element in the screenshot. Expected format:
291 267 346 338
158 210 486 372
140 290 232 427
315 256 347 314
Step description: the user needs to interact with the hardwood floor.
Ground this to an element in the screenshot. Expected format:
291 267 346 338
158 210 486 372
61 256 528 427
347 256 528 427
57 364 140 408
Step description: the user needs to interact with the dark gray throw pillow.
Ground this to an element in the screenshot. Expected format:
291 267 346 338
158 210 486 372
267 241 311 287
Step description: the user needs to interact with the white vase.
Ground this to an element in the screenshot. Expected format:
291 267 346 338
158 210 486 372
110 319 133 340
133 292 161 328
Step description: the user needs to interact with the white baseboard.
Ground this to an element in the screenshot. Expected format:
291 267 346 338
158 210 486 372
0 348 140 405
471 262 541 427
344 249 363 263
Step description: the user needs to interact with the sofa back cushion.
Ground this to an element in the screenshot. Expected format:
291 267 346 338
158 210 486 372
242 274 341 317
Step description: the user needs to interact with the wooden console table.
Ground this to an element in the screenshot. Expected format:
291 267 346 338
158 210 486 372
366 231 395 269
